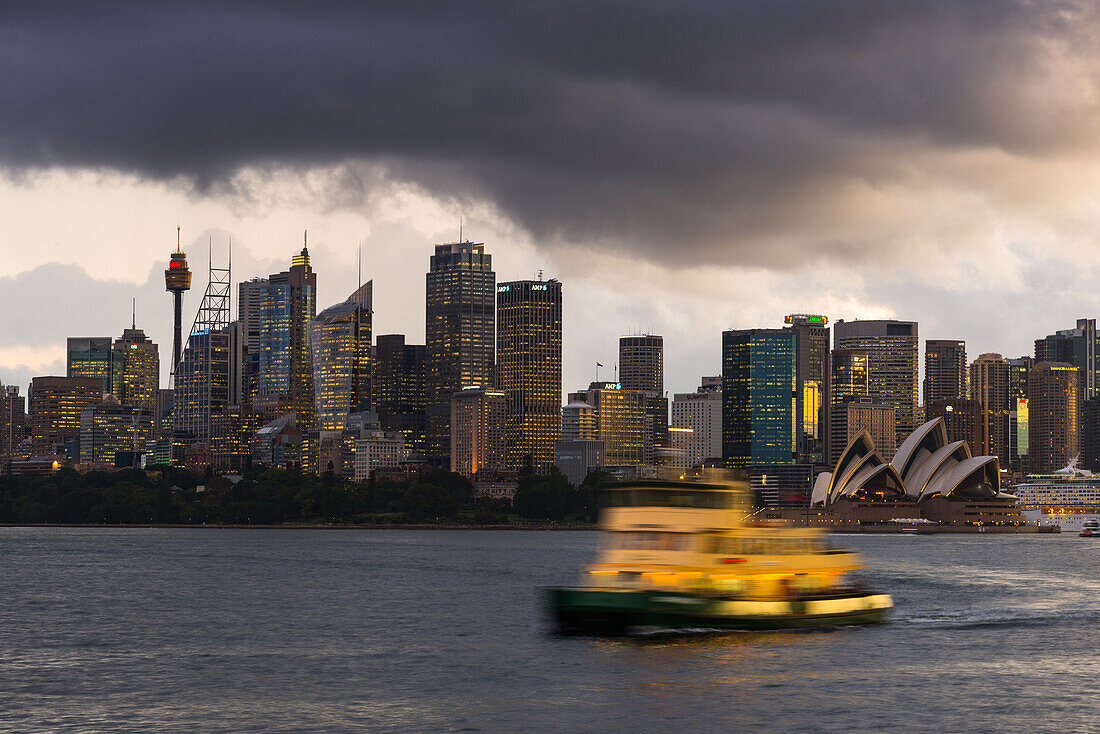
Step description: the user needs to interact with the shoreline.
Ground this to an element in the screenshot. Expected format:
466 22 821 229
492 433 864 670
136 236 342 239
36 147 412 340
0 522 1058 533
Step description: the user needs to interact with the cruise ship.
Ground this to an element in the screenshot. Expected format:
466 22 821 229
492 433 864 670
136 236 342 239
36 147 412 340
1009 459 1100 532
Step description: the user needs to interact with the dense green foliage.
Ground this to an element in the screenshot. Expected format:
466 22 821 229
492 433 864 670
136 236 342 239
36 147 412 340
511 467 606 523
0 466 609 525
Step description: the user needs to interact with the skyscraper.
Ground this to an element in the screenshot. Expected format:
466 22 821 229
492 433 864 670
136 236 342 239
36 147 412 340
235 277 268 411
450 387 507 479
1 385 27 456
925 398 987 455
784 315 829 464
310 283 372 431
970 353 1010 467
30 376 102 457
833 319 919 450
374 334 427 459
173 251 231 444
1035 319 1097 401
722 329 797 468
66 337 113 394
830 397 896 459
425 241 495 467
569 382 645 466
256 240 317 428
1082 397 1100 473
1009 356 1032 474
79 396 153 466
561 400 597 442
111 324 159 413
619 334 668 465
670 377 722 469
924 339 967 404
496 279 562 474
1028 362 1079 474
826 348 869 464
164 227 192 381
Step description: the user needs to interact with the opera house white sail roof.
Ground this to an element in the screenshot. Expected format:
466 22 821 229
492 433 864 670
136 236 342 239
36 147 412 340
811 417 1004 506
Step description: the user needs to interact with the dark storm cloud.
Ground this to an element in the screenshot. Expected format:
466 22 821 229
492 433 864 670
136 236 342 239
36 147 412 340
1 1 1094 265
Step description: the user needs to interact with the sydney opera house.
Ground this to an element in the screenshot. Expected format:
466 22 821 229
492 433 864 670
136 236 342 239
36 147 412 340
792 417 1031 530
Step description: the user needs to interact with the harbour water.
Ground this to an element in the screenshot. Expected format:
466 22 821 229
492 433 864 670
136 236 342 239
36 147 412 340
1 528 1098 733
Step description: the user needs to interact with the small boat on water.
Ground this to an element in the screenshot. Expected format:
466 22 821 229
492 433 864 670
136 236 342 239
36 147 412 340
1080 520 1100 537
544 475 892 635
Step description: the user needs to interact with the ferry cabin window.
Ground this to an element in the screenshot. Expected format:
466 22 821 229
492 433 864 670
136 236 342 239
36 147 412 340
612 532 696 551
603 489 731 509
705 535 823 555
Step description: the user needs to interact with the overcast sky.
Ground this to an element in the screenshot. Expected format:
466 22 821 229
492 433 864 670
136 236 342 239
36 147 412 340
3 1 1100 398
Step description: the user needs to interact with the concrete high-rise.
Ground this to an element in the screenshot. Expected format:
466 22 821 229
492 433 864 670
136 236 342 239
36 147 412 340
1035 319 1098 401
561 400 597 442
310 283 372 431
497 279 562 474
722 329 796 468
833 319 919 450
1028 362 1079 473
29 376 102 457
235 278 268 411
256 241 317 428
111 324 159 414
569 382 645 466
425 241 495 467
66 337 113 394
830 397 896 459
925 339 967 404
450 387 507 479
1 384 27 456
374 334 427 459
164 227 192 382
79 396 153 466
670 377 722 469
926 398 987 455
784 315 829 463
619 334 668 465
970 353 1010 468
826 348 870 464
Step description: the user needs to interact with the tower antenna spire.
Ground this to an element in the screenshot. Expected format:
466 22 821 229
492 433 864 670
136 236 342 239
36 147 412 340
176 225 181 253
459 216 463 243
358 240 362 295
132 297 136 329
304 229 308 251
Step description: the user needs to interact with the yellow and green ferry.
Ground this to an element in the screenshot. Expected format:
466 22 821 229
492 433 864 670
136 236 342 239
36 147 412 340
545 476 892 634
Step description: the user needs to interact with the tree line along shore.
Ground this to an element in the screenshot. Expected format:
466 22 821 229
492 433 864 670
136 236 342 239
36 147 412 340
0 465 607 527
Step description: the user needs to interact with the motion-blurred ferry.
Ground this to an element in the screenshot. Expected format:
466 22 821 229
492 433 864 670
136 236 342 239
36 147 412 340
1011 458 1100 532
544 475 892 635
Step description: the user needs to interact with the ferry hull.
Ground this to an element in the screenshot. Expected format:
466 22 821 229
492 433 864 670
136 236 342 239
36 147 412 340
545 587 892 635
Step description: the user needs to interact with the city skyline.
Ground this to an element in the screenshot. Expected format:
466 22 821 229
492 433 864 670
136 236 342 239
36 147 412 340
0 228 1085 407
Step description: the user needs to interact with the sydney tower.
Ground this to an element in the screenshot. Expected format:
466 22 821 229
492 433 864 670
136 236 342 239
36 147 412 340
164 226 192 381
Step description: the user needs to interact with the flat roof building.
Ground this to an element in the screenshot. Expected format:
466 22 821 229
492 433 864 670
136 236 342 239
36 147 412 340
834 319 919 451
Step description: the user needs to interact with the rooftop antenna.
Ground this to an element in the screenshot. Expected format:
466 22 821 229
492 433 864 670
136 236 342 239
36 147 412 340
304 229 308 251
131 297 136 329
459 216 463 243
537 269 543 281
358 240 363 295
176 225 181 253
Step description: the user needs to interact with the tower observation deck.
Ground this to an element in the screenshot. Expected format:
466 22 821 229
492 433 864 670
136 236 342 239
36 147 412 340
165 226 192 384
